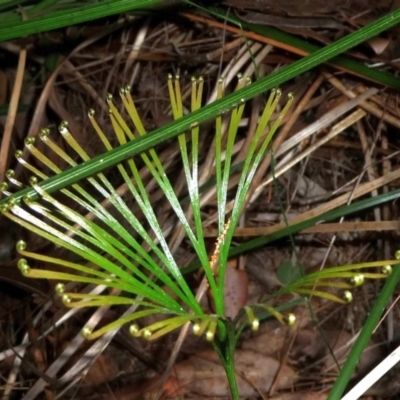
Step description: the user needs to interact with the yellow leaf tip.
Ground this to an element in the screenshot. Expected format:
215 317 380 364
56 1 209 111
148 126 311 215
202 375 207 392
251 318 260 331
58 121 68 134
206 330 214 342
351 274 365 287
15 150 23 159
39 128 50 137
29 176 39 186
192 323 201 336
82 326 92 339
286 313 296 326
343 290 353 303
143 329 152 340
16 240 26 252
129 324 140 337
62 294 71 305
24 137 35 146
55 283 65 294
382 265 392 275
18 258 30 275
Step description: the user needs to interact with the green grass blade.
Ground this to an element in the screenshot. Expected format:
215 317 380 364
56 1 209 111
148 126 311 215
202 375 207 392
327 261 400 399
0 0 165 42
203 5 400 90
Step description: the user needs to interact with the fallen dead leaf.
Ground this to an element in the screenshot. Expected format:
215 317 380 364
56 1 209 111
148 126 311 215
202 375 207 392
171 349 298 397
241 320 289 356
224 260 249 319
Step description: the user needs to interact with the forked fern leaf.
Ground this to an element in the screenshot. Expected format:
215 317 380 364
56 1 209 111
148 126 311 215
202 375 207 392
1 74 397 343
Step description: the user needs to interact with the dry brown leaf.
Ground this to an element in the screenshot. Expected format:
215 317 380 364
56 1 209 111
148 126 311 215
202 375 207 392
224 260 249 319
323 329 382 376
367 37 390 54
242 321 289 356
171 349 298 397
291 328 382 377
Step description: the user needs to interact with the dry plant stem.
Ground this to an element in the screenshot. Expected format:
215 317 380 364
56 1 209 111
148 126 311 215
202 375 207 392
268 327 297 397
58 304 142 385
274 88 378 158
14 30 115 178
248 74 324 204
48 89 84 137
319 113 387 272
0 47 26 186
21 304 113 400
207 41 263 103
62 59 108 112
10 285 114 399
322 70 400 129
243 43 274 78
182 12 311 57
0 48 26 397
266 108 367 188
357 120 381 221
124 19 149 86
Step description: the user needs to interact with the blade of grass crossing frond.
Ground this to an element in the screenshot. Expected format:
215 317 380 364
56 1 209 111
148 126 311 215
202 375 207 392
327 260 400 399
0 0 166 42
4 8 400 206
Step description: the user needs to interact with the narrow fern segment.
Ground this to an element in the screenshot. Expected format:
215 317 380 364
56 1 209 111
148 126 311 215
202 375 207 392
167 75 219 305
217 89 294 304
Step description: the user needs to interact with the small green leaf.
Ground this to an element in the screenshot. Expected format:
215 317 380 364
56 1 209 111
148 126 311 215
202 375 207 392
276 260 303 286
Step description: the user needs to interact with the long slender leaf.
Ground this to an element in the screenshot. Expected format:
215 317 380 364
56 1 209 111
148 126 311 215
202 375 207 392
205 6 400 90
327 262 400 399
0 0 165 42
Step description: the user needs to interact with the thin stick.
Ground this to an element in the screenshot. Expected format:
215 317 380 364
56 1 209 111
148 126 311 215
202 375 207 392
0 47 26 187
